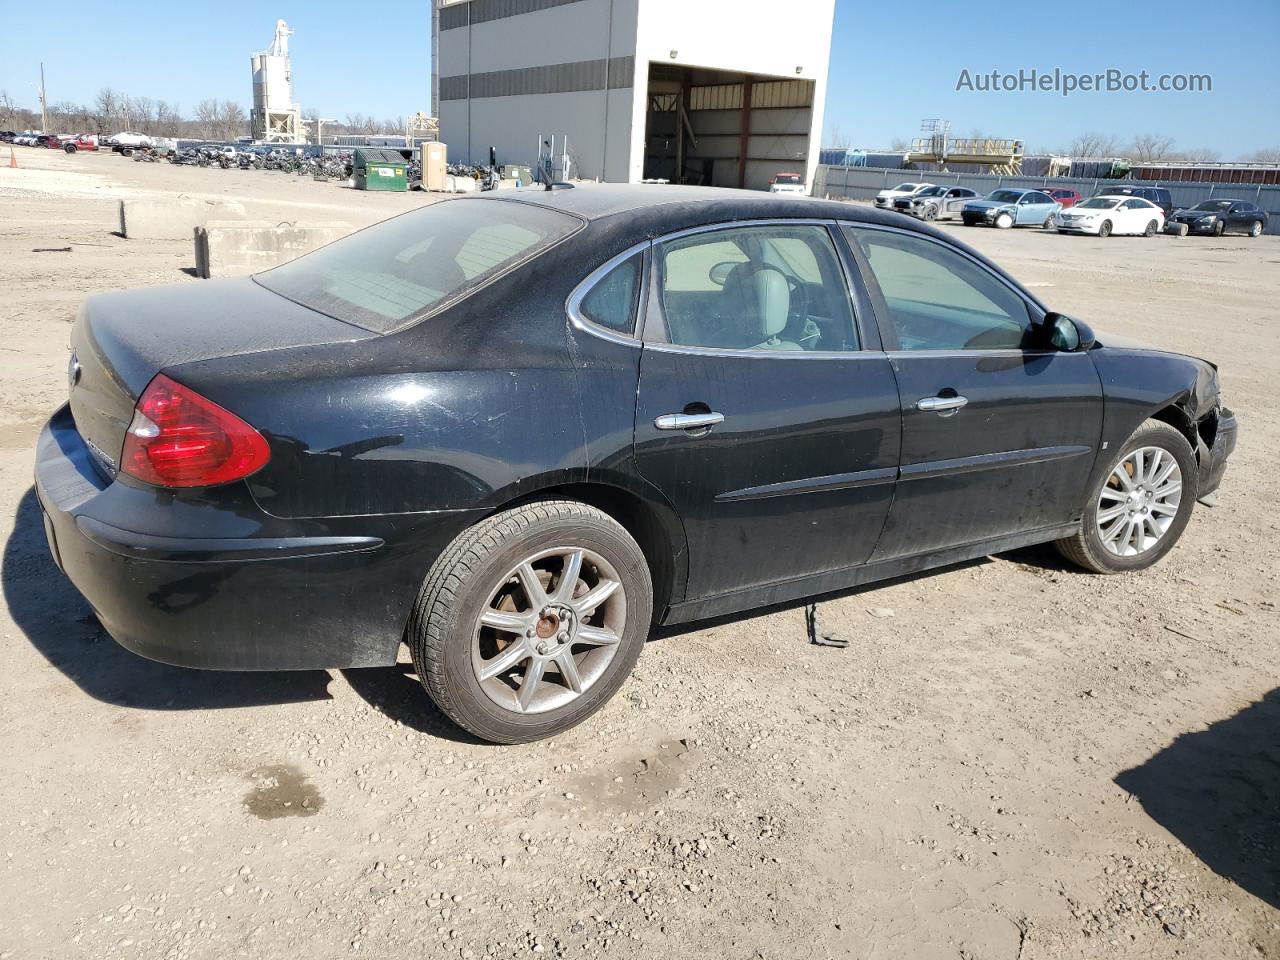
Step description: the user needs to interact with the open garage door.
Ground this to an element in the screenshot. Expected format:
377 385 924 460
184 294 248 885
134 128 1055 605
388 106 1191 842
642 63 815 191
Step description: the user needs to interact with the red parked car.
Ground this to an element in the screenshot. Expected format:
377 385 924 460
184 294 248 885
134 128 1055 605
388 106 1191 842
1044 188 1082 209
50 134 98 153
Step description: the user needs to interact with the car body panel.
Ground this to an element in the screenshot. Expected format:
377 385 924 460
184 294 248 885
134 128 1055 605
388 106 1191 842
35 186 1237 669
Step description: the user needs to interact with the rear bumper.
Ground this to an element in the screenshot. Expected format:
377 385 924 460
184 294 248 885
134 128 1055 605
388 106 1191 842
36 405 480 671
1199 406 1238 498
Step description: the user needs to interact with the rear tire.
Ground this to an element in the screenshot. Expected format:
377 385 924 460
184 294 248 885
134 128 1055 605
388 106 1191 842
1055 419 1198 574
407 500 653 744
1144 219 1158 237
63 143 77 154
1248 220 1263 237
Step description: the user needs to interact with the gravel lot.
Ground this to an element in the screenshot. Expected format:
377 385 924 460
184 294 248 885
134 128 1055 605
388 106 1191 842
1 148 1276 960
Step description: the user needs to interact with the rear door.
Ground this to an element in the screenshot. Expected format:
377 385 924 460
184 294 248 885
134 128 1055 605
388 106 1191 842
843 223 1104 560
1017 191 1056 225
633 221 900 600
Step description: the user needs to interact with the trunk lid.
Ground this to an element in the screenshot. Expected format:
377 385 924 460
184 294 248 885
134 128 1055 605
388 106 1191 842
69 276 374 478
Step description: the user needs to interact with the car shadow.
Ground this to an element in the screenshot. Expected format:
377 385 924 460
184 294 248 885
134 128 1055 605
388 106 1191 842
3 487 332 710
1115 690 1279 909
340 664 491 746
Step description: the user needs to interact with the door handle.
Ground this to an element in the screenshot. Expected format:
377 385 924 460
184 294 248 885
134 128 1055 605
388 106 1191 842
654 412 725 432
917 395 968 416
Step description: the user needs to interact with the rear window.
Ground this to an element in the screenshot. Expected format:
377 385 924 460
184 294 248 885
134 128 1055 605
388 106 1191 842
255 198 582 333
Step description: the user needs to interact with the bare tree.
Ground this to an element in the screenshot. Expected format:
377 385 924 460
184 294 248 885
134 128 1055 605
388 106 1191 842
888 137 909 151
0 90 18 128
217 100 247 140
194 99 221 138
1067 131 1121 157
1127 134 1175 163
1171 146 1220 162
1241 146 1280 162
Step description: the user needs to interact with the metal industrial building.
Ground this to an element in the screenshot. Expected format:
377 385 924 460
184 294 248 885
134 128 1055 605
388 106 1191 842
433 0 836 190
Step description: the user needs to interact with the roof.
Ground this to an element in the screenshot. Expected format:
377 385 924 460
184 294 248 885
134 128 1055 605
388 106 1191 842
493 182 887 227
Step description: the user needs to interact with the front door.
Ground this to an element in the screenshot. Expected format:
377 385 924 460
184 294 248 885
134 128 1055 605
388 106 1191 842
843 224 1104 561
633 222 901 600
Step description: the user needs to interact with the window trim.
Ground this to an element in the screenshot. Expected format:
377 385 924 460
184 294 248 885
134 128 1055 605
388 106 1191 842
641 218 873 358
840 221 1054 355
565 240 650 347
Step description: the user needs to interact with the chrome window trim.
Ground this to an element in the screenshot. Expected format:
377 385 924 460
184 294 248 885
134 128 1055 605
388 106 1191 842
565 240 650 348
645 218 869 357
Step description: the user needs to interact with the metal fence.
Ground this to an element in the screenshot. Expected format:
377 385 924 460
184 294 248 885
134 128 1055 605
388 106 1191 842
813 165 1280 235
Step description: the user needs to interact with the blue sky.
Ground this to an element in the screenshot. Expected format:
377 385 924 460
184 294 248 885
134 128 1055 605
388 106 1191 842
2 0 1276 157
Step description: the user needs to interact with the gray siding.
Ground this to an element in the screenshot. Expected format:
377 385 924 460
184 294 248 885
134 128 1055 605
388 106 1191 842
440 56 635 100
440 0 589 30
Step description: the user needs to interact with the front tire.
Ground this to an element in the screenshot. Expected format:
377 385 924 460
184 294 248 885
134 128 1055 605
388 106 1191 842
1055 419 1198 574
407 500 653 744
995 212 1013 229
1098 220 1113 238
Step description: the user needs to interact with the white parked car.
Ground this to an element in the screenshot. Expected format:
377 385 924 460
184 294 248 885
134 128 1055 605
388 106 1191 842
768 172 807 195
105 131 153 148
874 181 935 209
1055 195 1167 237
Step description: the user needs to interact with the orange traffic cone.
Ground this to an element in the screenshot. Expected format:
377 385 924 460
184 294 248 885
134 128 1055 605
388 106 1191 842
8 147 15 168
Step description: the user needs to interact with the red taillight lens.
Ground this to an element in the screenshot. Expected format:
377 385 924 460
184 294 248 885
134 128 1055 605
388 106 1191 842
121 374 270 488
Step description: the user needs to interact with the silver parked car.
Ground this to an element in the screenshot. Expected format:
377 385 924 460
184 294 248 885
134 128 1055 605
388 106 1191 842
892 185 981 221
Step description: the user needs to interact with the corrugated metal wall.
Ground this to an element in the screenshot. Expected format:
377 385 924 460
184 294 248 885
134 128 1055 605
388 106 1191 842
813 165 1280 235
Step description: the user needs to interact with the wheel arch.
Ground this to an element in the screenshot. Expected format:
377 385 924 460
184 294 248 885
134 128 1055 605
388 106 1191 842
481 477 689 620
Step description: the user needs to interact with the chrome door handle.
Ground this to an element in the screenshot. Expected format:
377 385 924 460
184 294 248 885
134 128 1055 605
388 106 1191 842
654 412 725 431
917 395 968 416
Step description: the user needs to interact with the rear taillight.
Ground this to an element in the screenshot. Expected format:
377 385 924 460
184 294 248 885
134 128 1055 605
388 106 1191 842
122 374 270 488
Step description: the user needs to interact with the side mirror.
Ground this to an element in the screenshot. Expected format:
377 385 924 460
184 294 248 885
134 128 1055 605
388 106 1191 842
1039 312 1095 352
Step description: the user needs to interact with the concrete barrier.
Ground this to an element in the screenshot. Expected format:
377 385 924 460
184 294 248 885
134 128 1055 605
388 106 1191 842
118 197 251 239
193 221 354 278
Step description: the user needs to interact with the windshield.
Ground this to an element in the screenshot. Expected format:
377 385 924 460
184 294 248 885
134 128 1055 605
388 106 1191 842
1191 200 1232 211
891 183 920 192
916 186 946 197
1078 198 1120 210
986 190 1023 203
774 174 802 184
256 198 582 333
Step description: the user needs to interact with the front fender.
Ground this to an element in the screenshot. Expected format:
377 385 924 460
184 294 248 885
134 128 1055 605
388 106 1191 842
1086 347 1220 499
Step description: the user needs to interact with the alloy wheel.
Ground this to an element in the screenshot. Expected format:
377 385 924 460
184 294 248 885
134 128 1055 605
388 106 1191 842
471 546 626 714
1096 446 1183 557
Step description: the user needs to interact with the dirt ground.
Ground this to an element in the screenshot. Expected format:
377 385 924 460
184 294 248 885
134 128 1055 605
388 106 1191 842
1 147 1276 960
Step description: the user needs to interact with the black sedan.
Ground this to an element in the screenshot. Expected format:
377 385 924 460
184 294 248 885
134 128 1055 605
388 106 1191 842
36 186 1238 743
1167 199 1268 237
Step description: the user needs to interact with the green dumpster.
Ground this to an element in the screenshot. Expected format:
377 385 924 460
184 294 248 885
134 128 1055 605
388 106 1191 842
353 148 408 192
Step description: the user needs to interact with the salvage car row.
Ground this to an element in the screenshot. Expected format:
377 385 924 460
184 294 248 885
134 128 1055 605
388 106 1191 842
875 181 1268 237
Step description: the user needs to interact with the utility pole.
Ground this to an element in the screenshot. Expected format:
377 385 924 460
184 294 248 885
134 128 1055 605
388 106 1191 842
38 62 49 132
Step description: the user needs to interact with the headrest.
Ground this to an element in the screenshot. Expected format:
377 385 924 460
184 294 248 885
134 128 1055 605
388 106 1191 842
723 263 790 343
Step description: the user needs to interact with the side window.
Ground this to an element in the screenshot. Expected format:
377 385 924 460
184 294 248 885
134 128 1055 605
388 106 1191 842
846 227 1032 352
578 252 642 334
657 224 859 352
1119 199 1141 209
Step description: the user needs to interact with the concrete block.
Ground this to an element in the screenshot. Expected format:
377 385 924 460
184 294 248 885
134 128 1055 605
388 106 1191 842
119 197 250 239
193 222 354 278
